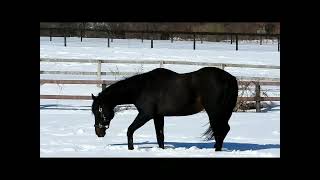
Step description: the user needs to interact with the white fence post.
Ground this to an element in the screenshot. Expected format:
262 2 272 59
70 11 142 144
221 64 225 70
160 61 164 68
97 60 101 87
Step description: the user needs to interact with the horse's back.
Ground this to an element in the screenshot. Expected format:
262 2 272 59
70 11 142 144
191 67 237 90
193 67 236 81
149 68 179 77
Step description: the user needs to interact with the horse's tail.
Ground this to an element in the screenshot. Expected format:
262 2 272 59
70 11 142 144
203 125 215 140
203 75 238 140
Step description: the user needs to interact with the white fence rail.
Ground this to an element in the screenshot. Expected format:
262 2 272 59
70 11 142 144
40 58 280 69
40 58 280 81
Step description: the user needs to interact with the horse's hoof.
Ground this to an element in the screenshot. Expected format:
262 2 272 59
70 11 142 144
215 148 222 151
128 146 134 150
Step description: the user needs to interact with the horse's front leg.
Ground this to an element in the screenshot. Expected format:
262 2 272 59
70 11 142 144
153 115 164 149
127 112 152 150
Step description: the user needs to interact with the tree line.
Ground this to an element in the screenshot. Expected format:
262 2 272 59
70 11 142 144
40 22 279 41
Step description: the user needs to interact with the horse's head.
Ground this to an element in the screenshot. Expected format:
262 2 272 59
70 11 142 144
91 94 115 137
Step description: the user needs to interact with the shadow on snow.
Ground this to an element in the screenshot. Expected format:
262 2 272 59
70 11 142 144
110 141 280 151
40 104 91 111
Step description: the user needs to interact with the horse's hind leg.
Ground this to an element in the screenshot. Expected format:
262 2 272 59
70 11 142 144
203 102 232 151
153 115 164 149
212 116 231 151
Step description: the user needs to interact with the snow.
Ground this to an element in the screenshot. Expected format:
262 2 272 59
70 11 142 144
40 105 279 157
40 36 280 157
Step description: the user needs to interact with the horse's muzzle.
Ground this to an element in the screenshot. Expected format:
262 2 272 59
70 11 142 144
95 127 106 137
97 133 106 137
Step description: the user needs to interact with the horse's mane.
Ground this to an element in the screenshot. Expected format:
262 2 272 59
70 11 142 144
97 68 176 100
98 73 144 99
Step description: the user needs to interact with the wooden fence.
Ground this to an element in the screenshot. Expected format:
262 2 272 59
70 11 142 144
40 58 280 112
40 58 280 82
40 79 280 112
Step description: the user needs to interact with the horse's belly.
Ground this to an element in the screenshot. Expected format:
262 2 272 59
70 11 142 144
160 98 204 116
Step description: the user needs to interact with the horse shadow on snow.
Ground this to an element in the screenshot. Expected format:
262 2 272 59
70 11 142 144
110 141 280 151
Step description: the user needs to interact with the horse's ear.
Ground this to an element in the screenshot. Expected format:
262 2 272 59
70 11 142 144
91 94 96 100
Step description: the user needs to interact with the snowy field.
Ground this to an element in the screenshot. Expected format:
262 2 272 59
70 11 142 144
40 37 280 157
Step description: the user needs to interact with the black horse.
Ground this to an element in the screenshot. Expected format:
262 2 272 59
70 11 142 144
91 67 238 151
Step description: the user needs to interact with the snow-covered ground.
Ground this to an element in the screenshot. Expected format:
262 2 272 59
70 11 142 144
40 37 280 157
40 102 280 157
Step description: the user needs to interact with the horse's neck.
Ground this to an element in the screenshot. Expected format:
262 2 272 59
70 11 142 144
104 80 138 106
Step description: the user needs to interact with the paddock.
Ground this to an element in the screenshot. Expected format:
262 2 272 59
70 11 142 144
40 36 280 157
